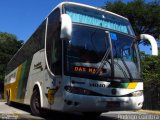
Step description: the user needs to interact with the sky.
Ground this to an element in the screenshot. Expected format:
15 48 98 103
0 0 152 54
0 0 110 41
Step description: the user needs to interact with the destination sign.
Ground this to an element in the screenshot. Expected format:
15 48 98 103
72 66 106 74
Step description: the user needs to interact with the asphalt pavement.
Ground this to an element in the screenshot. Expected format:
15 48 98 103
0 102 160 120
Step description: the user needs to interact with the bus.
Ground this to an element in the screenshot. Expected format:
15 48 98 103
4 2 158 118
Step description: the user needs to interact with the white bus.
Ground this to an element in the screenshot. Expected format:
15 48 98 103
4 2 158 118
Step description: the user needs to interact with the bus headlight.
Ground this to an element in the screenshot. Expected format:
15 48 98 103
129 90 143 97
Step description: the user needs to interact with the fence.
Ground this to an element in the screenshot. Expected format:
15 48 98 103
143 87 160 110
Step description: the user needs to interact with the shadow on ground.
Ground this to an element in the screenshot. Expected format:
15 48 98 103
8 103 118 120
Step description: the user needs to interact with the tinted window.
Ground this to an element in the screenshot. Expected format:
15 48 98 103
46 9 62 75
6 20 46 74
64 24 140 80
64 4 135 35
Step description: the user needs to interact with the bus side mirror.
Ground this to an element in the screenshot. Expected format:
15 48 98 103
139 34 158 56
60 14 72 40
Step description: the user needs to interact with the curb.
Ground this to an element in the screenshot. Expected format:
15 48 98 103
139 109 160 115
0 99 5 102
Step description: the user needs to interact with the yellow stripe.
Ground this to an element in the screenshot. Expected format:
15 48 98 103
11 65 22 101
4 65 22 101
127 82 138 89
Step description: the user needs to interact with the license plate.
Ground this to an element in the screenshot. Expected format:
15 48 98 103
107 101 120 108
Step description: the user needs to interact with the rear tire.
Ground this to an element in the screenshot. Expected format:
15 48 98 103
30 89 41 116
6 92 11 106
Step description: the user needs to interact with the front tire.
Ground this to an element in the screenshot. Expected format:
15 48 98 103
30 89 41 116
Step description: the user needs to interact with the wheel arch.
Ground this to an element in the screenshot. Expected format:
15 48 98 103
32 82 44 107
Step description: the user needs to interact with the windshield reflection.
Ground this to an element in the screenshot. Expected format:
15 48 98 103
64 24 141 81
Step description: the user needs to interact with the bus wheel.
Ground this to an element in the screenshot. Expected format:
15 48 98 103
6 92 11 106
30 89 41 116
83 112 101 119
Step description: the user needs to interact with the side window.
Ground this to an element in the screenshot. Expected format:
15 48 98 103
46 9 62 75
6 20 46 75
32 20 46 49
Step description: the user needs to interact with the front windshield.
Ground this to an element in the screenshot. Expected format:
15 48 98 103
64 24 141 81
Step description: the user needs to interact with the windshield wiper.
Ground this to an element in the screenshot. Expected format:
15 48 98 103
95 31 114 77
120 57 133 81
95 48 110 74
112 39 132 81
114 61 128 79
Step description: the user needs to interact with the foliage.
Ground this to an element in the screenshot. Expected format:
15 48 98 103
104 0 160 40
141 52 160 109
141 53 160 87
0 32 23 84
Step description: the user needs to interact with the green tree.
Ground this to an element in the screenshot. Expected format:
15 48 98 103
0 32 23 85
104 0 160 39
141 52 160 110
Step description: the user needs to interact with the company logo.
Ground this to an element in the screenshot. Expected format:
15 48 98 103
34 62 43 71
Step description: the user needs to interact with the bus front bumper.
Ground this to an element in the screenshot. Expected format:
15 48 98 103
63 92 144 112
